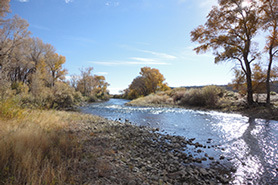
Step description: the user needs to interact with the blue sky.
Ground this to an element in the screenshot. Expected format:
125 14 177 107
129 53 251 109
9 0 235 94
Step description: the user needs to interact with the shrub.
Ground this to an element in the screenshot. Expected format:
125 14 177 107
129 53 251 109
270 91 277 95
180 88 206 106
179 86 224 108
88 95 98 102
52 82 75 109
202 85 223 107
0 98 23 120
171 89 187 103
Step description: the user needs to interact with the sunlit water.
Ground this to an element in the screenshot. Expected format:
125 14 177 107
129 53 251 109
80 99 278 184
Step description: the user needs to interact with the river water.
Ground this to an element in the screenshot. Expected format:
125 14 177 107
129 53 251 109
80 99 278 184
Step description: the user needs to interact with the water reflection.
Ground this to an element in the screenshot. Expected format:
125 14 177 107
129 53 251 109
80 99 278 184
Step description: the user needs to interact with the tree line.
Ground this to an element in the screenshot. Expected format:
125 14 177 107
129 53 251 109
0 0 109 109
191 0 278 106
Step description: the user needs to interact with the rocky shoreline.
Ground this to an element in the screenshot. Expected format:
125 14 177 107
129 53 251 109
68 115 233 184
126 101 278 121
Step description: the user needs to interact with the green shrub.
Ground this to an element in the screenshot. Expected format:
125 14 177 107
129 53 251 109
270 91 277 95
0 98 23 120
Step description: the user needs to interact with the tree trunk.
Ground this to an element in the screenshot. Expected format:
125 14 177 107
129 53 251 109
266 51 273 106
245 59 254 106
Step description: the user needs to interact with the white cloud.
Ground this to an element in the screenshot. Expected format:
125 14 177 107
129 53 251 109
130 57 156 62
65 0 74 3
139 49 177 60
19 0 29 2
90 60 169 66
105 1 120 7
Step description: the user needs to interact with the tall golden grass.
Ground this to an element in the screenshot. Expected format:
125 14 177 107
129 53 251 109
0 99 79 185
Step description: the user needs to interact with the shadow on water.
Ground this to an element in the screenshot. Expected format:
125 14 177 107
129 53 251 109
80 99 278 184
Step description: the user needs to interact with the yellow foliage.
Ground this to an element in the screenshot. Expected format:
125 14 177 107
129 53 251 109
127 67 170 99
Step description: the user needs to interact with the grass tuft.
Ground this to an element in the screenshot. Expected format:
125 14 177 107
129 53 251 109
0 102 80 184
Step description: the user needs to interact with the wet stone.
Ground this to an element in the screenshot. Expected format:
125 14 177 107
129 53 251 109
209 157 214 160
219 156 225 160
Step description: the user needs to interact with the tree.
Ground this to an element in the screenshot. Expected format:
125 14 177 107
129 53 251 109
0 16 30 71
70 74 80 90
0 0 10 18
92 75 109 99
44 52 67 87
140 67 170 94
191 0 261 106
260 0 278 105
126 67 170 99
77 67 95 96
232 63 278 97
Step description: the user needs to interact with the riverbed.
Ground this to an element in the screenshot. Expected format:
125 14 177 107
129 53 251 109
80 99 278 184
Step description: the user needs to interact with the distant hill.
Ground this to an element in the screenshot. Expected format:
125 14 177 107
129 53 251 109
172 85 236 92
172 81 278 93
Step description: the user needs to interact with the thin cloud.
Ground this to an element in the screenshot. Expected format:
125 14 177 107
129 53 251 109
105 1 120 7
30 24 50 31
65 0 74 3
139 49 177 60
90 60 169 66
19 0 29 2
130 57 156 62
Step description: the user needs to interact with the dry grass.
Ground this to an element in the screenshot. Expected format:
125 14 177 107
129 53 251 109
128 93 173 106
0 101 82 185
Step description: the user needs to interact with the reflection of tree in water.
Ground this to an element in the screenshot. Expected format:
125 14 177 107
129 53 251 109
239 118 276 184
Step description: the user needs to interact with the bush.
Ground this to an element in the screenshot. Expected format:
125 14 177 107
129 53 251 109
180 86 224 108
202 85 223 107
87 95 98 102
52 82 75 109
270 91 277 95
171 89 187 103
0 98 23 120
180 88 206 106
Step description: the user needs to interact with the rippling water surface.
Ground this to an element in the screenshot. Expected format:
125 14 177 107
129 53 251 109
80 99 278 184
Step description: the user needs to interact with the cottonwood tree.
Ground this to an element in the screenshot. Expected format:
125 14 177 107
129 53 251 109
260 0 278 105
70 74 80 90
191 0 261 106
232 63 278 97
44 52 67 87
140 67 170 94
0 16 30 70
127 67 170 99
92 75 109 99
77 67 95 96
0 0 10 18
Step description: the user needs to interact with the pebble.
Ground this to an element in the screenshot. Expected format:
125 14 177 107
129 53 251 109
219 156 225 160
78 119 232 184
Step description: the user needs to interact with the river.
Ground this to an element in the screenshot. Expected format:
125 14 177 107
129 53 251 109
80 98 278 184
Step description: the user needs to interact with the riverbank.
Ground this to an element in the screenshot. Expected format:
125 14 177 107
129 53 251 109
126 91 278 121
0 107 232 184
69 112 232 184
